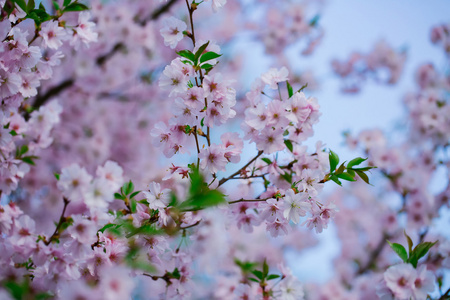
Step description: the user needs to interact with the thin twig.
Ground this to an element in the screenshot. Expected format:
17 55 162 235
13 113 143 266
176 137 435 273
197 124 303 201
44 197 70 245
356 232 390 275
228 198 269 204
219 151 263 186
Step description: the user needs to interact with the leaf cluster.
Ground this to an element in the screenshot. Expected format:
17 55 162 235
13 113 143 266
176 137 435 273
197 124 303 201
177 41 221 74
327 150 375 186
387 231 438 268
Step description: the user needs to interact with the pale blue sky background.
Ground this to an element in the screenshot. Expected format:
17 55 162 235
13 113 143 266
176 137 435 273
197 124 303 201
230 0 450 285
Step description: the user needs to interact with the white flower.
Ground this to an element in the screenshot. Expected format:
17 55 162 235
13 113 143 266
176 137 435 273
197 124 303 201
160 16 186 49
57 164 92 202
261 66 289 89
142 182 171 210
283 189 311 224
384 263 415 300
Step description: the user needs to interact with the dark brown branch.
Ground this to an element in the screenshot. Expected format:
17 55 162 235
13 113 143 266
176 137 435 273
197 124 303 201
228 198 269 204
356 232 390 275
44 197 70 245
25 79 74 120
439 287 450 300
140 0 179 26
179 220 201 230
218 151 263 186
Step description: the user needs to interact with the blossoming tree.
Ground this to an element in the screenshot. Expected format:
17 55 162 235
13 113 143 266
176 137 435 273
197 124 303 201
0 0 449 299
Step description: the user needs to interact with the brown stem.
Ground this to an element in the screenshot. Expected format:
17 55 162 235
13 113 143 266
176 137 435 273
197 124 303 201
356 232 390 275
45 197 70 245
439 288 450 300
228 198 269 204
179 220 201 229
140 0 179 26
219 151 263 186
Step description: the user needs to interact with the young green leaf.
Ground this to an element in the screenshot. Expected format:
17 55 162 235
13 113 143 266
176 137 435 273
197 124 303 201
201 63 214 70
177 50 195 62
267 274 281 280
64 2 88 11
252 270 263 280
199 51 221 64
329 150 339 172
286 81 293 98
122 180 134 195
409 241 438 268
284 139 293 152
355 170 370 185
63 0 71 6
261 158 272 165
12 0 27 12
387 240 408 263
26 0 35 13
330 174 342 186
347 157 367 169
194 41 210 62
336 172 356 182
262 259 269 277
404 230 413 254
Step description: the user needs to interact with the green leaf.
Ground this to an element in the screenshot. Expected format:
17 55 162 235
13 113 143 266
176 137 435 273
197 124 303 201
12 0 27 12
347 157 367 169
199 51 221 64
409 241 438 268
335 162 346 175
309 15 320 27
52 0 60 10
9 130 18 137
26 9 51 26
200 117 205 127
18 145 29 156
98 223 115 233
404 230 413 254
130 191 140 199
130 198 137 213
346 168 355 177
21 156 38 165
336 172 356 182
63 2 88 11
280 172 292 184
262 259 269 277
284 139 293 152
184 125 191 134
329 150 339 172
114 193 125 200
330 174 342 186
178 189 226 212
63 0 71 6
286 81 293 98
200 63 214 70
177 50 195 62
261 158 272 165
267 274 281 280
248 277 260 283
26 0 35 13
122 180 134 195
54 173 60 180
355 170 370 185
252 270 263 280
387 240 408 263
194 41 209 62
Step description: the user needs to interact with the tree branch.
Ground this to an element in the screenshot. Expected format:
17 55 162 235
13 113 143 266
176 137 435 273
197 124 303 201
218 151 263 186
44 197 70 245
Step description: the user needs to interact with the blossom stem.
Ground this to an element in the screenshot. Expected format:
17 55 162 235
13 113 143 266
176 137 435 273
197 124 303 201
218 150 264 186
44 197 70 246
228 197 269 204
